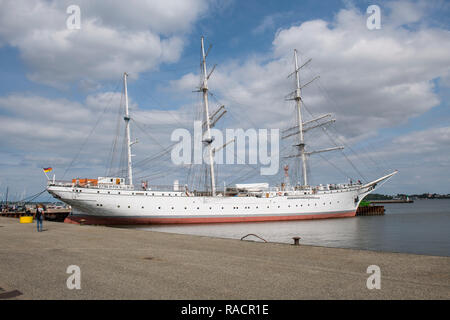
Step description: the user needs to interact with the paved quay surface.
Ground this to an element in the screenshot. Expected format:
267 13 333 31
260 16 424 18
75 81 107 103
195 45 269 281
0 217 449 299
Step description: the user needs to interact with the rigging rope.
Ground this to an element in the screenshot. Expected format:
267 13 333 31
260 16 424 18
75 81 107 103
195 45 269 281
106 84 125 176
61 78 122 180
303 63 390 176
14 189 47 204
301 99 369 182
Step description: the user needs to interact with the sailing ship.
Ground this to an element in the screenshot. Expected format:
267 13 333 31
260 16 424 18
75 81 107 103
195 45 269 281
47 37 397 225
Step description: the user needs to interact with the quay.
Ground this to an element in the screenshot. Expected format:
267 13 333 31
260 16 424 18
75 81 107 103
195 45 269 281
369 200 414 204
356 205 385 216
0 209 71 222
0 217 448 299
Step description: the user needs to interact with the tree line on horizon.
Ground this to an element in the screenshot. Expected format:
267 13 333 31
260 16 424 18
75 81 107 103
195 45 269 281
366 193 450 200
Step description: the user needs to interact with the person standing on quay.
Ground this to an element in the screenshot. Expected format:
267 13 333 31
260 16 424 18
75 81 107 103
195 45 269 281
35 204 44 232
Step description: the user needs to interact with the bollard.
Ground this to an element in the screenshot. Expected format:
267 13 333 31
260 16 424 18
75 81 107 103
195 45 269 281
292 236 301 246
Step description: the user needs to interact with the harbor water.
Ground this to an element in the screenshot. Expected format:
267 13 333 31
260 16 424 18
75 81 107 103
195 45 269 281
125 199 450 257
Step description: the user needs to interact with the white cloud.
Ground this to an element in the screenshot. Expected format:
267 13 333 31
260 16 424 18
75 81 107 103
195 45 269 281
390 126 450 155
0 91 191 181
165 2 450 192
1 0 449 195
252 13 285 35
386 0 425 27
355 126 450 193
0 0 208 87
197 4 450 144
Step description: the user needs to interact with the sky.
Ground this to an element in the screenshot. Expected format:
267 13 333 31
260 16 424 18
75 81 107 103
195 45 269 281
0 0 449 201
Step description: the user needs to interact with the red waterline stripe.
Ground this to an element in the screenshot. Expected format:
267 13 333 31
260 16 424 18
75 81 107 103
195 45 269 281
64 211 356 225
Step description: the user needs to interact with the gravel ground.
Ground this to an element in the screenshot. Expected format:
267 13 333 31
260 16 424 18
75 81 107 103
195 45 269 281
0 217 448 299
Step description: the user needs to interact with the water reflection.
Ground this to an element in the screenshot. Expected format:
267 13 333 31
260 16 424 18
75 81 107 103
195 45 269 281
124 199 450 256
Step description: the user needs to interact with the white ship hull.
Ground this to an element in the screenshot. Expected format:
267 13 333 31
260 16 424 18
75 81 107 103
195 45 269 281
47 175 393 225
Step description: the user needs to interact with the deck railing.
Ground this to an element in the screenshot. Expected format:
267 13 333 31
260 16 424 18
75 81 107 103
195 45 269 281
48 180 364 195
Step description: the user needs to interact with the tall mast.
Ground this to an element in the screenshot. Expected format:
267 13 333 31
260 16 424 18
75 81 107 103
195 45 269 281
201 36 216 196
123 72 133 186
293 49 308 186
5 186 8 208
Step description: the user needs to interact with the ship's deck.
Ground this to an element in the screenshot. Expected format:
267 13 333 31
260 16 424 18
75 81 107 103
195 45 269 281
48 180 365 197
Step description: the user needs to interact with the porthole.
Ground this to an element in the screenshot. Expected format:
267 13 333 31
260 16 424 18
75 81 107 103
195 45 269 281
117 205 120 208
171 207 174 210
141 206 144 209
158 207 161 209
128 206 130 208
97 191 100 194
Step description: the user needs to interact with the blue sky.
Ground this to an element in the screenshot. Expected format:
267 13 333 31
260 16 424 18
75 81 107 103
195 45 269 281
0 0 449 201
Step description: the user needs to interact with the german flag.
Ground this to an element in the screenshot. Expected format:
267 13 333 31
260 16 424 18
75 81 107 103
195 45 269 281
43 167 53 173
